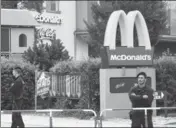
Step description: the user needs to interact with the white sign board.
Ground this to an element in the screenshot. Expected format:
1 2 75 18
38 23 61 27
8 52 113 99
153 91 164 100
36 72 52 97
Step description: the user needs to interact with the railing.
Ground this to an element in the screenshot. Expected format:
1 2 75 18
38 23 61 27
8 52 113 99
1 52 11 59
36 72 82 98
99 107 176 128
1 109 97 128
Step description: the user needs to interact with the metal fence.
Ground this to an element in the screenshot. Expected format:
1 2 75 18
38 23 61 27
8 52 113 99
1 109 97 128
98 107 176 128
2 107 176 127
36 72 82 99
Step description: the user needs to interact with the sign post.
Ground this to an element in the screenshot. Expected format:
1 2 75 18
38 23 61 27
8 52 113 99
153 91 164 100
164 91 168 117
100 10 156 120
35 71 52 109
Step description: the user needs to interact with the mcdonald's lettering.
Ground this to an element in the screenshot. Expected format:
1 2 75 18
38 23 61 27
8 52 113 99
101 47 154 67
110 55 151 61
101 10 154 68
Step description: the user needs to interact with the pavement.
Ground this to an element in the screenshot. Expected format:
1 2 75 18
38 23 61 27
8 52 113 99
1 113 176 127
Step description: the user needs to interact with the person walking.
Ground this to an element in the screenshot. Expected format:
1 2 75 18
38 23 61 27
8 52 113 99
10 67 25 128
128 72 154 128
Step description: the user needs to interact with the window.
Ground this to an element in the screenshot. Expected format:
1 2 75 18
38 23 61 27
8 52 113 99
50 1 56 11
46 1 60 13
1 27 10 52
19 34 27 47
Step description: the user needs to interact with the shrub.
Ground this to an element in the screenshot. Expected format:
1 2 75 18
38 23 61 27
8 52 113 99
22 39 71 71
154 56 176 112
1 58 36 110
51 56 176 117
50 58 101 119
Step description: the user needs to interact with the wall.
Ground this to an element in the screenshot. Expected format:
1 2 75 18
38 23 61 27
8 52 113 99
11 27 34 53
56 1 76 59
11 53 23 61
100 68 156 118
75 1 91 60
76 37 88 60
168 1 176 35
29 10 62 46
76 1 88 30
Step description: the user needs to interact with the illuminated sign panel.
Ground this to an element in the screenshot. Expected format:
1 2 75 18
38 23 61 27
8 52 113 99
101 47 154 67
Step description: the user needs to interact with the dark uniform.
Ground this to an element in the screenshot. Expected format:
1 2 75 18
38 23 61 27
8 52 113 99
129 85 154 128
10 76 25 128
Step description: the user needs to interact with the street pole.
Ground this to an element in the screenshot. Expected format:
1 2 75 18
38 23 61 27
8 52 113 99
164 91 168 118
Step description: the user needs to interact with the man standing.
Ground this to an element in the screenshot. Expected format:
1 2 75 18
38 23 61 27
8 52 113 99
10 67 25 128
129 72 154 128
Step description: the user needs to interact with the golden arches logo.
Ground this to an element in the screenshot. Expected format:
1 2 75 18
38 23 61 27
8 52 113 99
104 10 151 50
101 10 154 68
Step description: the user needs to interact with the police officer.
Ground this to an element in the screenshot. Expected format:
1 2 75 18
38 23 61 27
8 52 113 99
10 67 25 128
128 72 154 128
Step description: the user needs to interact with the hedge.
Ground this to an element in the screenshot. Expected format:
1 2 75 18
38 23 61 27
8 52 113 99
1 58 36 110
50 58 101 119
2 55 176 116
50 56 176 118
154 56 176 113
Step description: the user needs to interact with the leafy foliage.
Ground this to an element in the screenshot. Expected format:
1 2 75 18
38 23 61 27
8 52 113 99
1 0 44 12
86 1 168 57
154 56 176 108
1 1 19 9
50 58 101 119
22 0 44 13
1 58 36 110
22 39 71 71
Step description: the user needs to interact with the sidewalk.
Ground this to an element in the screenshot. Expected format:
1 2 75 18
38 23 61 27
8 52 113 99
1 114 95 127
1 114 176 127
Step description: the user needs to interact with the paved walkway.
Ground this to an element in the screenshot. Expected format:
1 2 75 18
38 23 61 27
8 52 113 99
1 114 176 127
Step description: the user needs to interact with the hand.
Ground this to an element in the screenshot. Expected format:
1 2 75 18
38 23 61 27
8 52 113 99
134 83 138 87
143 95 148 99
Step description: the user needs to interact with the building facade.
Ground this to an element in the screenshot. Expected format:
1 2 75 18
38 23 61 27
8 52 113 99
155 1 176 57
1 1 97 61
43 1 95 60
1 9 38 60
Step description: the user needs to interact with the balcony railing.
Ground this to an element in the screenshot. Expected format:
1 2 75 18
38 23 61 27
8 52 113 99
1 52 11 59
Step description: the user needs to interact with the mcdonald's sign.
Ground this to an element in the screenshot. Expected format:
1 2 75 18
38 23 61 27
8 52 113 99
101 10 154 68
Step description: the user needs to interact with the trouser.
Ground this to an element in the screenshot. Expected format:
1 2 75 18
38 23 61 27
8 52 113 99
131 110 153 128
11 99 25 128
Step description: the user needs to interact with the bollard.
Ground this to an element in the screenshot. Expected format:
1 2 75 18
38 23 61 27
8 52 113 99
144 109 148 128
99 115 103 128
94 116 98 128
49 110 53 128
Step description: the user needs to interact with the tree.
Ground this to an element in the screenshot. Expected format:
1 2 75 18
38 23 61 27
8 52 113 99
85 1 168 57
1 0 44 12
22 0 44 13
1 1 19 8
22 39 71 71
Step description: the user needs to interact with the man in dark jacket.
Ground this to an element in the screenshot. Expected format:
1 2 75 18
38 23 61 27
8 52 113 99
128 72 154 128
10 67 25 128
